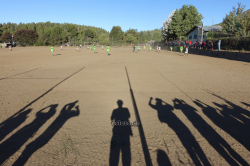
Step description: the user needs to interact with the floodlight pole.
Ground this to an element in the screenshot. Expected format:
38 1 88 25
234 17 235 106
212 19 214 41
201 16 204 42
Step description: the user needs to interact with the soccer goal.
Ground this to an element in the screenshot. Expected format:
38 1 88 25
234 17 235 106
84 42 98 47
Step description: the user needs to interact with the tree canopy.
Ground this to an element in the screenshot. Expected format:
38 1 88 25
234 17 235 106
1 31 12 43
14 30 38 46
163 5 202 40
221 3 250 36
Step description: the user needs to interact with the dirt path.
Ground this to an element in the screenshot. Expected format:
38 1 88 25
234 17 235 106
0 46 250 165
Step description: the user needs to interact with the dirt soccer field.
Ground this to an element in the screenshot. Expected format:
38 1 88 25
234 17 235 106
0 46 250 166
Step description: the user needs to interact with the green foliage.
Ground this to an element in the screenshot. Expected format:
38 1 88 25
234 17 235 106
166 5 202 40
14 30 38 46
66 24 78 37
50 26 67 45
84 29 96 38
1 31 12 43
109 26 124 41
221 3 250 36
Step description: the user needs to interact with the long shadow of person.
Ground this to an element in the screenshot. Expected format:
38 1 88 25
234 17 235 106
109 100 133 166
156 149 171 166
0 105 57 165
173 98 248 166
0 109 32 142
209 92 250 121
149 97 211 166
12 101 80 166
241 102 250 107
194 99 250 152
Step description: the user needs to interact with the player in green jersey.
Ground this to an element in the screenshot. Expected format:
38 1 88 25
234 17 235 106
106 45 110 55
170 46 173 51
50 45 54 56
180 45 183 54
93 45 96 52
136 46 139 53
149 46 152 52
90 45 92 50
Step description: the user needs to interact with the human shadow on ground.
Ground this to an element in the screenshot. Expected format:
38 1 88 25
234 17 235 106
194 96 250 152
0 104 57 165
12 101 80 166
109 100 133 166
0 109 32 142
149 97 211 166
173 98 248 166
156 149 171 166
0 67 84 127
241 102 250 107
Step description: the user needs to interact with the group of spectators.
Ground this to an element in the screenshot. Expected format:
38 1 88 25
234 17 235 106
166 39 222 51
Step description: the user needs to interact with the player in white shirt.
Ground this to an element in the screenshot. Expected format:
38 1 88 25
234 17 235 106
76 45 79 51
61 45 63 50
158 46 161 52
156 46 158 51
102 45 104 50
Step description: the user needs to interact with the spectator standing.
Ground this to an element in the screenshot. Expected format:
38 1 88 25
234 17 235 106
218 39 221 51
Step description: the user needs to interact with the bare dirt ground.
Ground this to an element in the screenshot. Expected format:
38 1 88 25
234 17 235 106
0 46 250 166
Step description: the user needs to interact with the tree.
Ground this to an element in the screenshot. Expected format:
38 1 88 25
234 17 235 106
14 30 38 46
162 10 176 40
124 29 139 43
50 26 67 45
109 26 124 41
165 5 202 40
84 29 96 39
222 3 248 36
1 31 12 43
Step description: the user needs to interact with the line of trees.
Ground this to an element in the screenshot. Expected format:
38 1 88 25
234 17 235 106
0 22 162 46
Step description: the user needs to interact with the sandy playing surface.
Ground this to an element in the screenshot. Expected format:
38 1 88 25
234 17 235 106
0 46 250 166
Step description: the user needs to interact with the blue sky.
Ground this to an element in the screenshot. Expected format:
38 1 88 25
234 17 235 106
1 0 250 32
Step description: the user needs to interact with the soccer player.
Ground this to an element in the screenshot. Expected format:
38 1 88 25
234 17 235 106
156 46 158 51
102 45 104 50
76 45 79 52
106 45 110 55
170 46 173 51
90 45 92 50
180 45 183 54
61 45 63 50
136 45 139 53
93 45 96 52
158 46 161 52
50 45 54 56
149 45 152 52
144 45 146 50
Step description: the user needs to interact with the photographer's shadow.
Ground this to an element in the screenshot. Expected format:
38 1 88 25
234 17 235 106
109 100 133 166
